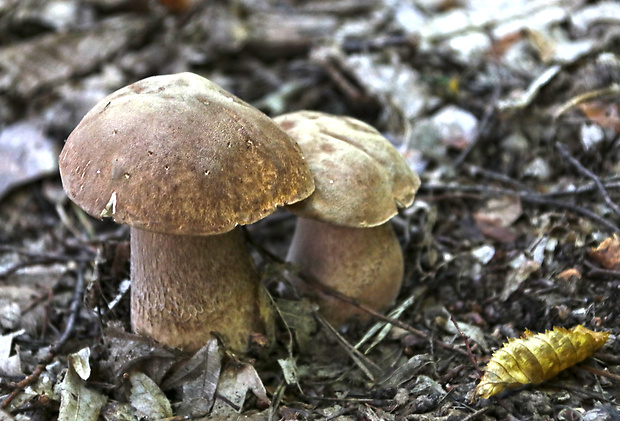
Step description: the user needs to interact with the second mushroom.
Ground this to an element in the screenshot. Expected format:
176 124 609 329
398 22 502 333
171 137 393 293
274 111 420 326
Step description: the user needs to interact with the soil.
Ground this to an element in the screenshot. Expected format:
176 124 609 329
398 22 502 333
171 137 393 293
1 1 619 420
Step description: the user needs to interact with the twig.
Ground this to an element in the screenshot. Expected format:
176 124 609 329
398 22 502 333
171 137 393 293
314 313 381 381
555 142 620 218
420 183 620 234
453 85 500 167
0 245 81 259
595 351 620 365
449 314 482 377
214 392 240 411
519 193 620 234
438 363 467 384
1 265 86 409
553 83 620 119
463 164 532 192
460 406 492 421
245 233 471 359
342 35 417 53
583 260 620 279
300 274 470 357
158 393 241 420
553 383 617 404
161 412 209 421
0 245 93 279
316 52 367 104
541 179 620 198
579 365 620 382
268 381 286 421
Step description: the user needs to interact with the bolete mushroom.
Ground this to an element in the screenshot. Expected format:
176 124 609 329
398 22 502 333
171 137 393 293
274 111 420 326
59 73 314 353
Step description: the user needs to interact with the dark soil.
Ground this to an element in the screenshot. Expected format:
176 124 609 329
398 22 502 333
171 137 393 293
1 1 619 420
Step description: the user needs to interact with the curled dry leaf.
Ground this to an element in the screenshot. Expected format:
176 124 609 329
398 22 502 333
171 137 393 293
475 325 609 399
58 348 107 421
579 101 620 132
128 371 173 419
556 268 582 281
212 362 270 415
589 234 620 270
473 195 522 243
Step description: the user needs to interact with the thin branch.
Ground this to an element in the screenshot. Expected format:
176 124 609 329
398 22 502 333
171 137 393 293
342 35 417 53
463 164 532 192
583 260 620 279
314 313 381 381
454 85 501 167
449 314 482 377
0 245 93 260
541 179 620 198
553 383 617 404
519 192 620 234
0 245 93 280
460 407 492 421
553 83 620 119
245 232 471 359
1 265 86 409
579 365 620 382
420 184 620 234
555 142 620 218
298 278 475 356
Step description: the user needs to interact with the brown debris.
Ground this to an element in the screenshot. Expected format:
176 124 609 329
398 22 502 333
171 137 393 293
1 0 620 419
589 235 620 270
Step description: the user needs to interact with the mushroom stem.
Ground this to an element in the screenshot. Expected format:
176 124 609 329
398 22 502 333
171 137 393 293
287 217 404 326
130 228 273 353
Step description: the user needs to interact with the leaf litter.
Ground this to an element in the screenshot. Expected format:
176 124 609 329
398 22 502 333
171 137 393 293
1 0 620 419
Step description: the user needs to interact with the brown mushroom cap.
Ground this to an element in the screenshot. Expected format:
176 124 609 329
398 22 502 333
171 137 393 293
59 73 314 235
274 111 420 227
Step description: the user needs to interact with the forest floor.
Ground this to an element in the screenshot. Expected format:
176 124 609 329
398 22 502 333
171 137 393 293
1 0 620 420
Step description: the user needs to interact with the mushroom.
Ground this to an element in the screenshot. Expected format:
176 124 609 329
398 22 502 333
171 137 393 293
59 73 314 353
274 111 420 326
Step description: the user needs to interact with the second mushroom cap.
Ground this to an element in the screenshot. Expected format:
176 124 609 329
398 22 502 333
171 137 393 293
275 111 420 227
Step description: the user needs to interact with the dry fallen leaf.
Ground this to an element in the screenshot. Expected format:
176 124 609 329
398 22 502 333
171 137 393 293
212 362 270 416
474 196 522 243
556 268 582 281
58 347 107 421
589 234 620 270
435 316 490 353
0 331 24 378
275 298 317 351
170 339 222 415
500 254 541 301
475 325 609 399
128 371 173 419
579 101 620 132
0 121 58 199
102 325 177 383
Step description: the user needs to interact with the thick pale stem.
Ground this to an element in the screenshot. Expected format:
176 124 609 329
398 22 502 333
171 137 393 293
287 217 404 326
130 228 273 353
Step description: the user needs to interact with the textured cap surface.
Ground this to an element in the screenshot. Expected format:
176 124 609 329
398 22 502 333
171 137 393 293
275 111 420 227
60 73 314 235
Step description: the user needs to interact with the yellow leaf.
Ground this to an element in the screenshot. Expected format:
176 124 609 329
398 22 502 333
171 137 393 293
475 325 609 399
